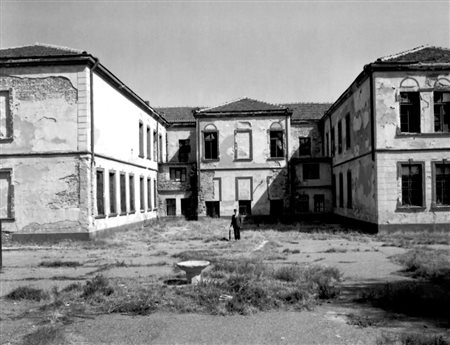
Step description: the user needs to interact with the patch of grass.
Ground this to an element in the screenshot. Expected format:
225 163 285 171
6 286 48 301
61 283 82 293
324 247 347 253
282 248 301 254
346 313 380 327
378 231 450 247
21 325 66 345
39 260 82 268
377 333 450 345
81 275 114 299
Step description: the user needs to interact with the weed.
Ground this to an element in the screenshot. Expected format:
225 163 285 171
346 313 379 327
21 325 66 345
273 265 303 282
81 275 114 299
39 260 82 268
61 283 82 293
303 266 342 299
324 247 347 253
6 286 48 301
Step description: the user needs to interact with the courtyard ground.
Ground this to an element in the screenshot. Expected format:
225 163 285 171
0 218 449 345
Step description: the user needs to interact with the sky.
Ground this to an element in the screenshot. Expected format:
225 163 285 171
0 0 449 107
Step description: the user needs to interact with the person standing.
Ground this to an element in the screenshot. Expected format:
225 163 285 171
230 209 242 240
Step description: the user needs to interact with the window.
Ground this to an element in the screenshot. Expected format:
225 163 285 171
434 92 450 132
325 132 329 157
204 131 218 160
0 169 13 219
129 174 135 213
120 173 126 214
435 163 450 205
147 177 152 211
400 92 420 133
338 120 342 154
236 177 252 201
158 134 163 162
166 198 176 216
170 167 187 182
332 174 336 207
140 177 145 211
139 122 144 157
314 194 325 213
339 173 344 208
153 130 158 161
235 130 252 160
153 178 157 210
345 113 351 149
269 123 284 158
347 170 352 209
238 200 252 216
270 200 284 216
331 127 335 156
401 163 423 207
206 201 220 218
0 90 12 140
96 169 105 217
146 126 151 159
109 171 117 215
299 137 311 156
298 195 309 213
303 163 320 180
178 139 190 162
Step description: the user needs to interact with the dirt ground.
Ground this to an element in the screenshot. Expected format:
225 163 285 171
0 218 449 345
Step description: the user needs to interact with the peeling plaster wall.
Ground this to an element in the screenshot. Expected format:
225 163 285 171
166 127 196 163
289 122 323 158
374 71 450 150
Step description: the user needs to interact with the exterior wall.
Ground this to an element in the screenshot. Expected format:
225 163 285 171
166 126 196 163
324 77 378 224
289 121 323 158
377 151 450 226
0 65 92 234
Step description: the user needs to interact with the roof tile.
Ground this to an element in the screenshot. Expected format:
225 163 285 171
0 43 84 58
378 46 450 63
199 98 287 113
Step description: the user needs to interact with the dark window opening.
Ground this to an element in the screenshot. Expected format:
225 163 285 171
0 170 13 219
147 178 152 211
298 195 309 213
181 198 191 218
345 113 351 149
326 132 329 157
153 178 157 210
338 121 342 154
109 171 116 215
0 91 12 139
120 173 126 214
96 170 104 216
270 199 284 217
347 170 352 209
314 194 325 213
158 134 163 162
299 137 311 156
140 177 145 211
205 201 220 218
303 163 320 180
339 173 344 208
146 126 151 159
139 122 144 157
400 92 421 133
331 127 335 156
238 200 252 216
401 163 423 206
166 198 176 216
153 130 158 161
178 139 190 162
170 167 187 182
270 130 284 158
129 175 135 213
204 132 218 160
435 163 450 205
434 92 450 133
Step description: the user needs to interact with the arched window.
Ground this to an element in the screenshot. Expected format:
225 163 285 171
203 124 218 160
269 122 284 158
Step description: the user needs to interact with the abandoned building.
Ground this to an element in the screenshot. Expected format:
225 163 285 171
0 44 449 240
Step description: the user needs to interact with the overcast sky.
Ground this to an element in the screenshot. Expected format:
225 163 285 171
1 1 449 107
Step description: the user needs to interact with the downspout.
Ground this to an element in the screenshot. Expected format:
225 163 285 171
369 69 376 161
90 58 100 225
196 113 201 217
285 112 290 218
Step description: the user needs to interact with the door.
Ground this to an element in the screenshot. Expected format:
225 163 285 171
166 198 176 216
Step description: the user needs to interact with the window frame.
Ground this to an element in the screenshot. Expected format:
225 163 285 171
431 160 450 210
331 127 335 156
138 121 144 158
119 172 127 215
339 172 344 208
303 163 320 180
146 126 151 160
0 168 14 220
0 89 13 142
433 91 450 133
298 194 309 213
235 176 253 201
153 130 158 162
169 167 187 182
178 139 190 163
202 127 219 161
234 129 253 161
129 174 135 214
314 194 325 213
153 178 157 211
298 137 311 157
108 170 117 216
337 120 342 154
269 126 285 159
399 92 421 133
213 177 222 201
95 168 105 218
139 176 145 212
147 177 152 211
238 200 252 216
396 161 426 211
345 113 351 150
347 170 352 209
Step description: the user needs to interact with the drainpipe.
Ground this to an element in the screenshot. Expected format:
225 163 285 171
285 113 290 218
369 69 376 161
196 113 201 217
90 58 100 224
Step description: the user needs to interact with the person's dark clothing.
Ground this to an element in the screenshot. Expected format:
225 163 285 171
231 214 242 240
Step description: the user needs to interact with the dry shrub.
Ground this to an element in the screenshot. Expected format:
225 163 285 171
6 286 48 301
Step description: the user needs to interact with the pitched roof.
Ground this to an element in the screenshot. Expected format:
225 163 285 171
377 45 450 64
198 98 288 113
0 43 85 58
282 103 332 121
156 107 197 123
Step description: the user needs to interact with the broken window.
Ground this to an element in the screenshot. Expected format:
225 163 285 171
146 126 151 159
153 130 158 161
345 113 351 150
109 171 117 215
0 91 12 139
303 163 320 180
120 173 126 214
170 168 187 182
153 178 157 210
166 198 176 216
0 169 13 219
347 170 352 209
338 120 342 154
314 194 325 213
326 132 329 157
434 92 450 133
331 127 335 156
158 134 163 162
129 174 135 213
204 131 218 160
147 177 152 211
235 130 252 160
339 173 344 208
435 163 450 205
401 163 423 207
206 201 220 218
178 139 190 162
238 200 252 216
269 125 284 158
299 137 311 156
96 169 105 217
400 92 421 133
139 122 144 158
140 177 145 211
